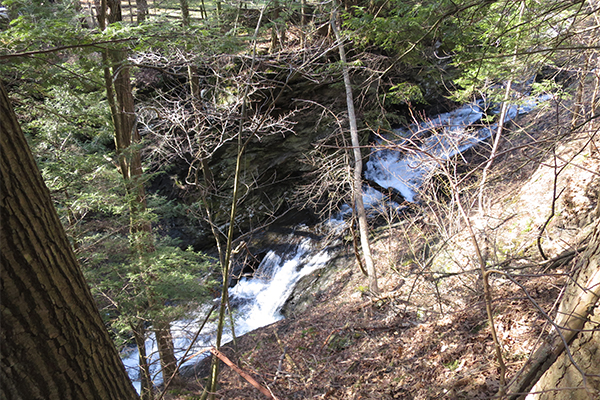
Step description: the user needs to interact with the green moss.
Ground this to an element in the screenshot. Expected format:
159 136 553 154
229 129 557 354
301 327 317 338
444 359 461 371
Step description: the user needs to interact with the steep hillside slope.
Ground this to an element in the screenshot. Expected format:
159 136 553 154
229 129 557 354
174 81 599 400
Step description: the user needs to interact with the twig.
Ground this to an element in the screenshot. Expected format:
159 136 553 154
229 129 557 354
537 149 566 260
274 331 298 372
275 349 286 381
349 290 410 314
350 216 368 277
0 38 135 59
454 188 508 397
320 328 344 351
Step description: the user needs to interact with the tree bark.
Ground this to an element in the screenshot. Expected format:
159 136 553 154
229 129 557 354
270 0 281 53
508 224 600 399
182 0 195 96
154 321 181 388
109 48 153 241
524 223 600 399
106 0 122 23
132 323 153 400
136 0 149 23
330 5 379 295
0 83 139 400
179 0 190 26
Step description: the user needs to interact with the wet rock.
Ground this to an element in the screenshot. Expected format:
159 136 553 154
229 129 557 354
281 250 354 317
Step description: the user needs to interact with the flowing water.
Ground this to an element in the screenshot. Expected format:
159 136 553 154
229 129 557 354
122 230 334 391
364 95 552 203
122 92 552 392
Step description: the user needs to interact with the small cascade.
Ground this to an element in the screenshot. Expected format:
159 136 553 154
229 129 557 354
365 94 552 203
121 229 333 392
230 235 333 334
365 101 485 203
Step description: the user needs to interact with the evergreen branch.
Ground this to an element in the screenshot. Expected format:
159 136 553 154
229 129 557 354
0 38 135 60
460 44 600 63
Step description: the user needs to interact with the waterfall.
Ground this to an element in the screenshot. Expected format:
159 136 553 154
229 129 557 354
364 94 552 203
121 91 551 393
230 236 333 334
122 230 333 392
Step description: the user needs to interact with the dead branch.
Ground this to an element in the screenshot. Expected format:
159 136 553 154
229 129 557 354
209 348 279 400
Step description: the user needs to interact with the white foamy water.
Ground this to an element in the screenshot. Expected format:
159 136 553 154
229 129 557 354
365 95 552 203
122 232 332 392
230 237 332 334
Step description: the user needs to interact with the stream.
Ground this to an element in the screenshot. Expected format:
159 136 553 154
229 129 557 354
122 92 552 392
122 230 335 392
364 94 551 204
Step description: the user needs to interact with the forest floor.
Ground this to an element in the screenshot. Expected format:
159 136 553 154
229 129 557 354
169 83 599 399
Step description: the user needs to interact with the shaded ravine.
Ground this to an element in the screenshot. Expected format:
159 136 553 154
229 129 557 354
121 91 552 392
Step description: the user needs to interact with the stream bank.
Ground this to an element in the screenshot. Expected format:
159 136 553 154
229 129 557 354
164 76 599 399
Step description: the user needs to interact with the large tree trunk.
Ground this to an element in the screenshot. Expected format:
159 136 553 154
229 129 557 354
524 223 600 399
508 223 600 399
0 83 139 400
